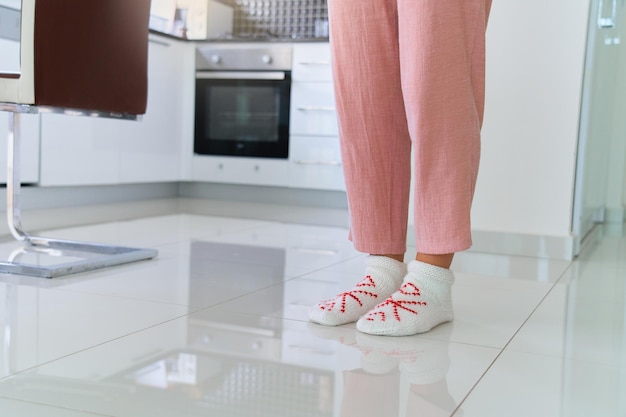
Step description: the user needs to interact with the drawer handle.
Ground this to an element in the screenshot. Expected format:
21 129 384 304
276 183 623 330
296 106 336 112
298 61 331 65
293 160 342 167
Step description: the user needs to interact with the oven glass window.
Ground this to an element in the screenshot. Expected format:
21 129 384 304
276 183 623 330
195 76 291 159
208 86 280 143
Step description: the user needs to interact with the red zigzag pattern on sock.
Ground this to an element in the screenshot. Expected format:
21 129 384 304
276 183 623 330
366 282 427 321
320 275 379 313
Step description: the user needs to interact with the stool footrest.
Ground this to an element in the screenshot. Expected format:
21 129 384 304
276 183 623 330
0 238 158 278
2 110 157 278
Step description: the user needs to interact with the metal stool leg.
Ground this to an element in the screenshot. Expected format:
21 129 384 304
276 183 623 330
0 110 157 278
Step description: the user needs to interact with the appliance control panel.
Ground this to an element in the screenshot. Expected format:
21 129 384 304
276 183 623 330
196 44 293 71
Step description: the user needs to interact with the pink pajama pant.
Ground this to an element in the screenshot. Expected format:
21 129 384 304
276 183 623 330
328 0 492 255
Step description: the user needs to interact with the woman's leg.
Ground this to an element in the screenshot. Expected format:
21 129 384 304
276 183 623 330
329 0 413 256
400 0 492 255
357 0 493 336
309 0 410 327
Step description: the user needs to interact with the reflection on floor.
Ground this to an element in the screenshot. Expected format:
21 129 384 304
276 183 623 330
0 212 624 416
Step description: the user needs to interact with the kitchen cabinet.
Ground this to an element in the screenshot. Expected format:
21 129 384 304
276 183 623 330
119 36 195 183
288 43 344 191
39 34 194 186
0 33 40 184
192 42 343 191
0 113 40 184
290 82 338 137
289 135 343 191
192 156 290 187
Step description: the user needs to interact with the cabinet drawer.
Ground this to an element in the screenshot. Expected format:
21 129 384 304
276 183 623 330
292 43 333 82
290 83 338 136
192 155 290 187
289 136 344 191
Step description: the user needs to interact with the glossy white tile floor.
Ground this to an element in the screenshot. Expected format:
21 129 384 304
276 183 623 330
0 211 624 416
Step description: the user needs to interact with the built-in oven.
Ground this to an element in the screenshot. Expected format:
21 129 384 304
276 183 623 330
194 44 292 159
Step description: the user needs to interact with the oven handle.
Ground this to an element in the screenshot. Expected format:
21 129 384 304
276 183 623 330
196 71 287 80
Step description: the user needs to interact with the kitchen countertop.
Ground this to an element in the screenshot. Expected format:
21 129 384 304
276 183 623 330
149 29 328 43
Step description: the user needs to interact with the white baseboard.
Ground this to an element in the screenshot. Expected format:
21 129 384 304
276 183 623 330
3 182 615 261
605 206 625 223
406 227 576 260
469 230 575 260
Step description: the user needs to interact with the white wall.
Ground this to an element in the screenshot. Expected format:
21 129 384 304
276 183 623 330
471 0 590 237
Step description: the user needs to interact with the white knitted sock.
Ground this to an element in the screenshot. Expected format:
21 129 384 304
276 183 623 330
309 256 407 326
356 260 454 336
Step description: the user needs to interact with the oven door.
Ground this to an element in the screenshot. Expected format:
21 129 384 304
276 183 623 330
194 71 291 159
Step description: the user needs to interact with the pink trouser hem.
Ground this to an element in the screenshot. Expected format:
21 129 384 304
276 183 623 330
350 236 473 256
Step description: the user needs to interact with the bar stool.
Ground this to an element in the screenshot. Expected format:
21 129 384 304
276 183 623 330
0 0 157 278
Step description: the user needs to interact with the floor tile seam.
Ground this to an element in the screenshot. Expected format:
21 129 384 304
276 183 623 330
0 311 194 381
283 253 368 280
178 279 302 311
485 345 626 370
0 395 113 416
122 265 362 312
417 337 503 352
455 250 575 264
452 268 572 283
471 260 626 366
197 309 314 324
452 272 565 415
453 280 554 292
183 284 300 313
184 254 371 310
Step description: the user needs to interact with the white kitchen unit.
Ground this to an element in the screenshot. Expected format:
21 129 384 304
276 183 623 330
448 0 625 259
288 43 344 191
289 135 343 191
0 113 40 184
0 29 40 184
39 34 195 186
191 42 343 191
192 156 290 187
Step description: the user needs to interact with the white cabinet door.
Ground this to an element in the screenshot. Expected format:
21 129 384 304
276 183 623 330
289 135 344 191
119 36 195 183
288 42 343 191
192 155 290 187
0 113 40 184
290 83 338 137
292 43 333 82
39 35 194 186
40 114 121 186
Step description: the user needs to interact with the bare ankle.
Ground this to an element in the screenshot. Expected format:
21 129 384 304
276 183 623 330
415 253 454 269
373 253 405 263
